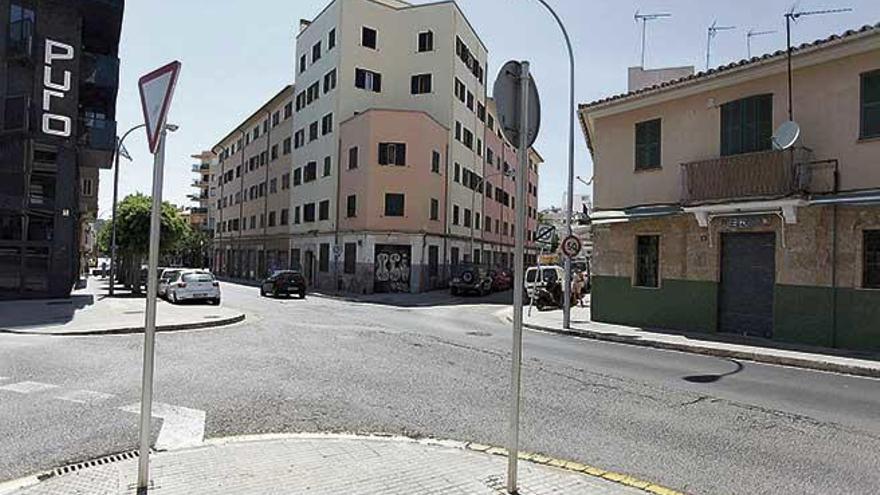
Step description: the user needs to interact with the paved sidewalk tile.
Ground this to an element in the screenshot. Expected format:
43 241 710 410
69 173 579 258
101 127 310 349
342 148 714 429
11 436 645 495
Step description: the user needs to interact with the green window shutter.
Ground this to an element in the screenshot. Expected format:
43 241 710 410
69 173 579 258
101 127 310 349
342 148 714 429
861 71 880 139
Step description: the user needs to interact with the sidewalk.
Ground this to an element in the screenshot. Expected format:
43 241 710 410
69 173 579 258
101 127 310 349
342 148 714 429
507 302 880 379
2 434 664 495
0 278 244 336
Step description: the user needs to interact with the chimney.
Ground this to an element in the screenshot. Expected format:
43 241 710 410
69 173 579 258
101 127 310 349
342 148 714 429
627 66 695 92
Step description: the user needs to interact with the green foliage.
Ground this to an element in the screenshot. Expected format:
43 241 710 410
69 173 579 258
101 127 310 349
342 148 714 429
112 193 189 257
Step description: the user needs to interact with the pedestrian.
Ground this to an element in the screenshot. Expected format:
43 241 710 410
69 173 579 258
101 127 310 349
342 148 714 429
572 271 586 307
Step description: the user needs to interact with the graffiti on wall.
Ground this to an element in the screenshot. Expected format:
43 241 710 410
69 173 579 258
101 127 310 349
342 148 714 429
374 244 411 293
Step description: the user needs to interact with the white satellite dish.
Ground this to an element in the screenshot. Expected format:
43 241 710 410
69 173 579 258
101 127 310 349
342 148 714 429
772 120 800 150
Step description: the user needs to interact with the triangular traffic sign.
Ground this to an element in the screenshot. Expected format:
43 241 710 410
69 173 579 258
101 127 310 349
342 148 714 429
138 61 181 154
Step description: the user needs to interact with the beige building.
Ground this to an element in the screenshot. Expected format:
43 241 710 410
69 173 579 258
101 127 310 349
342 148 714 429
211 85 296 279
580 24 880 352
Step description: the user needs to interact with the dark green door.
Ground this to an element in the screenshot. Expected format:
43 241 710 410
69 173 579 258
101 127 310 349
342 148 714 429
719 233 776 338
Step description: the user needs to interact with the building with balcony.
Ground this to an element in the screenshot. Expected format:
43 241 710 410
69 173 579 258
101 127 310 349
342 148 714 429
188 150 214 233
284 0 540 294
0 0 124 298
580 23 880 352
211 85 296 280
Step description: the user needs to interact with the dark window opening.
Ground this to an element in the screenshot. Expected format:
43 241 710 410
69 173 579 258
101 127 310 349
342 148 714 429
635 235 660 288
721 94 773 156
635 118 662 170
384 193 405 217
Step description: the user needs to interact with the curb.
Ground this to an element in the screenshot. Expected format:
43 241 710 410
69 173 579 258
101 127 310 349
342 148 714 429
511 316 880 379
0 432 686 495
0 313 246 337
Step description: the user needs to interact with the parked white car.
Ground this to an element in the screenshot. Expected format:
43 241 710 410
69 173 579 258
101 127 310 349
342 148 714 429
166 270 221 305
524 266 565 299
157 268 185 298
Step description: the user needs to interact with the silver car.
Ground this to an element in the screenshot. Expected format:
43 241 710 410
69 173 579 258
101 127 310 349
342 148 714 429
157 268 184 298
166 271 221 305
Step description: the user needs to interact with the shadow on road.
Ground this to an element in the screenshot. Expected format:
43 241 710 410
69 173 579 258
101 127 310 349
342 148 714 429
683 360 744 384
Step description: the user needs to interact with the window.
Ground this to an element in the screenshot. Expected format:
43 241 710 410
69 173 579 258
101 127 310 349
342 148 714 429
348 146 359 169
283 137 292 155
863 230 880 288
451 247 460 266
384 193 405 217
428 246 439 277
475 213 480 230
293 168 302 186
344 243 357 274
484 215 492 232
453 205 460 225
269 178 277 193
411 74 432 94
281 209 289 225
268 211 276 227
455 121 462 141
296 91 306 111
430 198 439 221
463 208 472 228
486 147 494 165
319 200 330 221
81 178 94 197
281 173 290 190
319 243 330 272
466 91 474 111
418 31 434 52
312 41 321 63
355 68 382 92
462 128 474 149
304 162 317 182
454 163 460 183
721 94 773 156
299 54 306 73
307 82 320 104
488 114 495 130
272 111 280 127
294 130 305 148
322 113 333 135
323 69 337 93
379 143 406 166
477 102 486 122
455 79 466 102
431 151 441 174
635 235 660 288
284 102 293 119
635 118 662 170
303 203 316 222
861 70 880 139
294 206 301 224
309 121 318 141
346 194 357 218
271 144 278 161
361 26 377 49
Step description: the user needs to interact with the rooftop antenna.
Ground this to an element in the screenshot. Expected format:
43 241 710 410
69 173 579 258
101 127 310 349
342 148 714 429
634 10 672 67
747 29 777 58
706 20 736 70
784 5 852 120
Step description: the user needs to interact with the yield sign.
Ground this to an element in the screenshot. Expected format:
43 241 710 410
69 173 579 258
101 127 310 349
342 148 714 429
138 61 181 154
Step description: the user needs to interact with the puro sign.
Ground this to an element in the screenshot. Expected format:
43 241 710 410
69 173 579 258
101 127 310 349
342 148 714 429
42 39 75 137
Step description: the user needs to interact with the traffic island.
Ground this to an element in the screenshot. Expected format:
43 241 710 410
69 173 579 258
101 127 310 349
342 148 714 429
1 434 679 495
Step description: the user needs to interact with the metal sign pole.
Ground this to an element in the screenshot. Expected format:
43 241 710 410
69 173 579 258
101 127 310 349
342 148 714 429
507 60 530 495
137 130 166 491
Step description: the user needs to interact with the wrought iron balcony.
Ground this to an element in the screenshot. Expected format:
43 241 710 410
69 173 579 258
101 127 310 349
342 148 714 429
680 148 835 205
81 52 120 89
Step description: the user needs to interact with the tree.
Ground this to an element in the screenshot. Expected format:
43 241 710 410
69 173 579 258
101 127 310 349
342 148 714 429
109 193 189 293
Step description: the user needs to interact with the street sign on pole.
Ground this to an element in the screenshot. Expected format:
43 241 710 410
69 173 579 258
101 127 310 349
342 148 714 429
494 60 539 495
494 61 541 149
535 225 555 244
136 60 181 492
561 234 582 258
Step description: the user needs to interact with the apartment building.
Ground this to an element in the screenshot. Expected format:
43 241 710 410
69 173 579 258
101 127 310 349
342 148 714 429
0 0 124 298
188 150 214 233
580 24 880 352
210 85 296 279
290 0 539 294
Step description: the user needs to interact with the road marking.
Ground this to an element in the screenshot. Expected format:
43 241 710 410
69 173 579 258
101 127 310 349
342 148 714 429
0 381 59 394
120 402 206 451
55 389 115 404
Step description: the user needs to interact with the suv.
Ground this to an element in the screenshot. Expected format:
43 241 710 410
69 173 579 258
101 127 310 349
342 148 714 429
450 263 493 296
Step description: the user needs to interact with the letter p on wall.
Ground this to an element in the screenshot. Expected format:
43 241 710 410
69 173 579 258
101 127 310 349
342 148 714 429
44 39 74 65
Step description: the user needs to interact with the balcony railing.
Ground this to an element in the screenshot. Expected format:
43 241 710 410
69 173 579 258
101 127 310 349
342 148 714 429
681 148 834 205
81 52 120 90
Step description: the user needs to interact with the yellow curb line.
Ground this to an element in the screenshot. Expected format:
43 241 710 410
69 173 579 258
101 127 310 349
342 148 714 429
464 442 687 495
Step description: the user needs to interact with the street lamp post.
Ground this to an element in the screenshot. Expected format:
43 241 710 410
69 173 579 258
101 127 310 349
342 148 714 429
108 124 178 296
532 0 576 329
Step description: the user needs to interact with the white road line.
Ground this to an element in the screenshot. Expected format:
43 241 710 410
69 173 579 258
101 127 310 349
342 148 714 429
0 381 59 394
120 402 206 451
55 389 115 404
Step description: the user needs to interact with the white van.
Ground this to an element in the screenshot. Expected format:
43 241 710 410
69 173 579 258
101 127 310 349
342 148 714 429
524 266 565 299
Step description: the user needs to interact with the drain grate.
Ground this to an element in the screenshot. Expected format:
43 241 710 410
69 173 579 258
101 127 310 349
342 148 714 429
38 450 149 481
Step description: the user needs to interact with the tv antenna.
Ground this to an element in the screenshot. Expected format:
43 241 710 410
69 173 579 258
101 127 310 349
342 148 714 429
706 20 736 70
747 29 777 58
634 10 672 67
784 5 852 120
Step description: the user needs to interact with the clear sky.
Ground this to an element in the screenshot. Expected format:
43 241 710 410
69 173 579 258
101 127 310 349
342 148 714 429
99 0 879 218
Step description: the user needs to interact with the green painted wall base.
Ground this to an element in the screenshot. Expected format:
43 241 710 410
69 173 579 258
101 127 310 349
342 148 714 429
592 276 880 352
591 276 717 333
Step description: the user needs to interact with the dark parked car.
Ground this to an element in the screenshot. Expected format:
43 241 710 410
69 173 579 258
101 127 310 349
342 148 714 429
260 270 307 299
488 268 513 292
450 264 493 296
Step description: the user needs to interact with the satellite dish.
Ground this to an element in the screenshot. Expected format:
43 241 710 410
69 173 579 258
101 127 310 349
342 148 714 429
772 120 800 150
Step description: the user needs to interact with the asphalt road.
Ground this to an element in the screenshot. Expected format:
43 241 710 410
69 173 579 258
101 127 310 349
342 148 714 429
1 281 879 494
